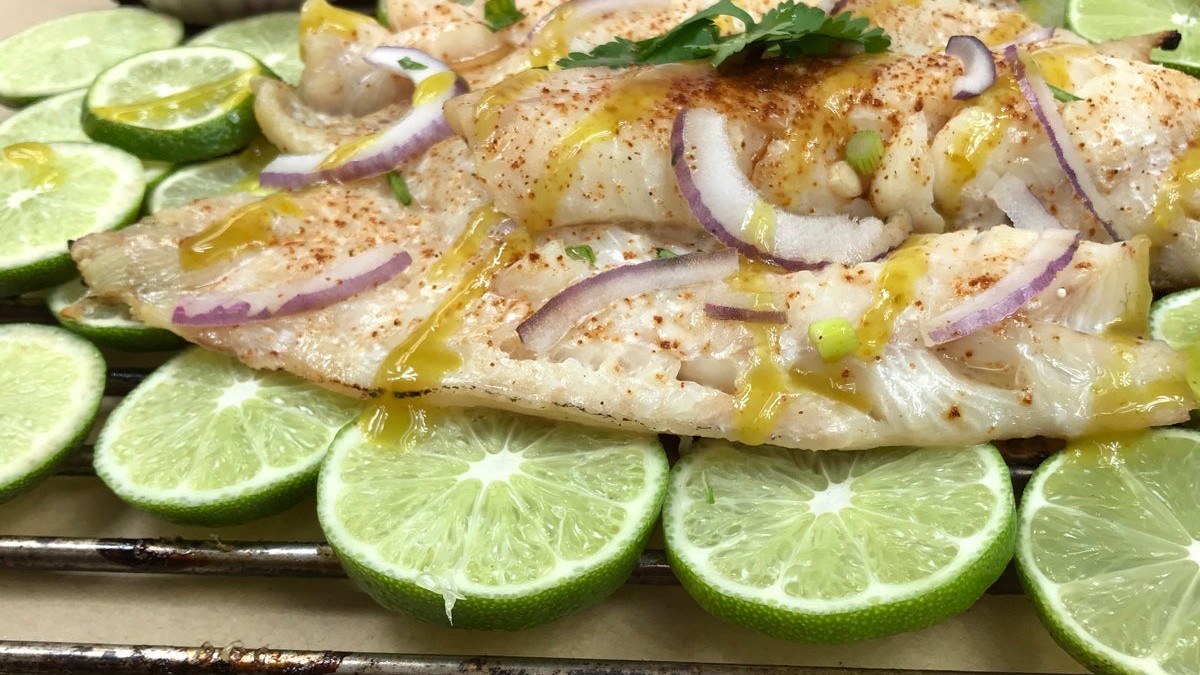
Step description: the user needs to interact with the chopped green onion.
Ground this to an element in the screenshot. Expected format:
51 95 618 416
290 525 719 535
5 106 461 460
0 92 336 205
656 247 679 259
483 0 525 32
845 130 883 175
396 57 428 71
566 244 597 264
808 317 860 362
1047 83 1083 102
387 171 413 206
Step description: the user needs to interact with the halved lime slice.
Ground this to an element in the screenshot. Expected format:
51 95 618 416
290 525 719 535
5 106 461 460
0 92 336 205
0 8 183 108
0 90 90 146
663 441 1015 643
191 13 304 86
47 278 184 353
0 324 105 503
1067 0 1200 75
146 139 277 213
83 46 273 163
0 142 145 297
1018 430 1200 674
95 348 361 525
318 408 669 629
1151 287 1200 350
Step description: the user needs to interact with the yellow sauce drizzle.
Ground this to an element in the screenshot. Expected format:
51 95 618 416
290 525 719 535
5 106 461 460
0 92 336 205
856 237 929 359
980 12 1030 46
92 70 257 125
1106 236 1153 338
231 138 279 194
413 71 459 106
1149 143 1200 246
316 133 380 170
726 259 794 444
3 142 63 188
789 364 870 414
529 6 576 69
939 76 1018 214
527 78 669 229
300 0 371 41
1086 342 1195 434
365 205 527 443
1030 44 1095 91
473 70 549 143
178 193 304 271
746 199 777 252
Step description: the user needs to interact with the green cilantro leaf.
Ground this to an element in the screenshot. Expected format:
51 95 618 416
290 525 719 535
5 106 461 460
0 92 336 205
396 57 428 71
483 0 525 32
557 1 890 70
387 171 413 206
566 244 597 264
1047 83 1083 102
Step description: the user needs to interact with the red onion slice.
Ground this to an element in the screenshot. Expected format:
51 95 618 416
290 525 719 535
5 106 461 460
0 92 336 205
992 26 1054 50
1004 45 1122 241
922 228 1080 345
827 0 849 14
172 245 412 326
517 249 739 353
526 0 671 44
946 35 996 100
704 303 787 324
988 174 1065 231
259 48 467 190
671 108 911 270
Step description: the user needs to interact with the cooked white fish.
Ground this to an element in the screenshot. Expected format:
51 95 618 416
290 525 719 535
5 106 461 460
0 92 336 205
448 42 1200 288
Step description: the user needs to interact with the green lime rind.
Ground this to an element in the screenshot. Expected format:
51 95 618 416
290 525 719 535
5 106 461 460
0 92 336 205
47 278 185 353
82 46 274 163
0 8 183 108
190 12 304 86
663 441 1015 644
0 324 105 503
318 412 669 630
1066 0 1200 76
94 348 361 526
1150 287 1200 350
0 142 145 297
1016 429 1200 675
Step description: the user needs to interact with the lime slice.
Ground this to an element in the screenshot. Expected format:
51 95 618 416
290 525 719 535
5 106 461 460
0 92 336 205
0 142 145 297
0 324 105 503
1067 0 1200 75
0 90 90 146
663 441 1015 643
94 348 361 525
47 278 184 353
146 140 277 213
318 408 669 629
0 8 183 108
191 13 304 86
1018 430 1200 674
83 46 273 163
1151 287 1200 350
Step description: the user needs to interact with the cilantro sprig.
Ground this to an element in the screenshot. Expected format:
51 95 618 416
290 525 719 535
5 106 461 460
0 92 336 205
483 0 525 32
557 0 890 70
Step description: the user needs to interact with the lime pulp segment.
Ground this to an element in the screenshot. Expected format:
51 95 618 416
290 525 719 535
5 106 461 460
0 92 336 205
190 13 304 86
0 90 90 146
1067 0 1200 73
94 348 361 525
0 142 145 296
663 441 1015 643
0 8 183 107
318 408 669 629
0 324 105 502
1018 430 1200 675
147 146 276 213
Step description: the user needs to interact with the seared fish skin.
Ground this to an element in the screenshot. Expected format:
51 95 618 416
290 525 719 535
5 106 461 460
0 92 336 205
71 172 1191 449
449 44 1200 288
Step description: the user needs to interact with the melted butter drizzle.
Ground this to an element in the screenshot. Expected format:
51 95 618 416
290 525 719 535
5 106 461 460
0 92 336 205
727 259 792 444
300 0 371 41
1030 44 1095 91
1106 237 1153 339
940 76 1018 215
527 77 669 230
365 205 527 444
856 237 929 359
1087 342 1194 434
3 142 63 188
92 70 257 124
179 193 303 271
473 69 550 144
1150 142 1200 246
528 7 576 69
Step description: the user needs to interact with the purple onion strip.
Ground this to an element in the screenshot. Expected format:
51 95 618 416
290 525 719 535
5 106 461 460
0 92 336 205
704 303 787 324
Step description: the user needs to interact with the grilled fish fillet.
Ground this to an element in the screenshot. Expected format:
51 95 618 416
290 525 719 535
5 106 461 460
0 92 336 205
71 136 1191 449
447 44 1200 288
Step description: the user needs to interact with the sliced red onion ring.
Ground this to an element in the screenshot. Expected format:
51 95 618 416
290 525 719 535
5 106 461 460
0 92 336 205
671 108 910 270
945 35 996 100
704 303 787 324
526 0 671 44
1004 45 1122 241
259 47 467 190
923 228 1080 345
991 26 1054 51
827 0 849 14
172 245 412 326
988 174 1064 231
517 249 739 353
